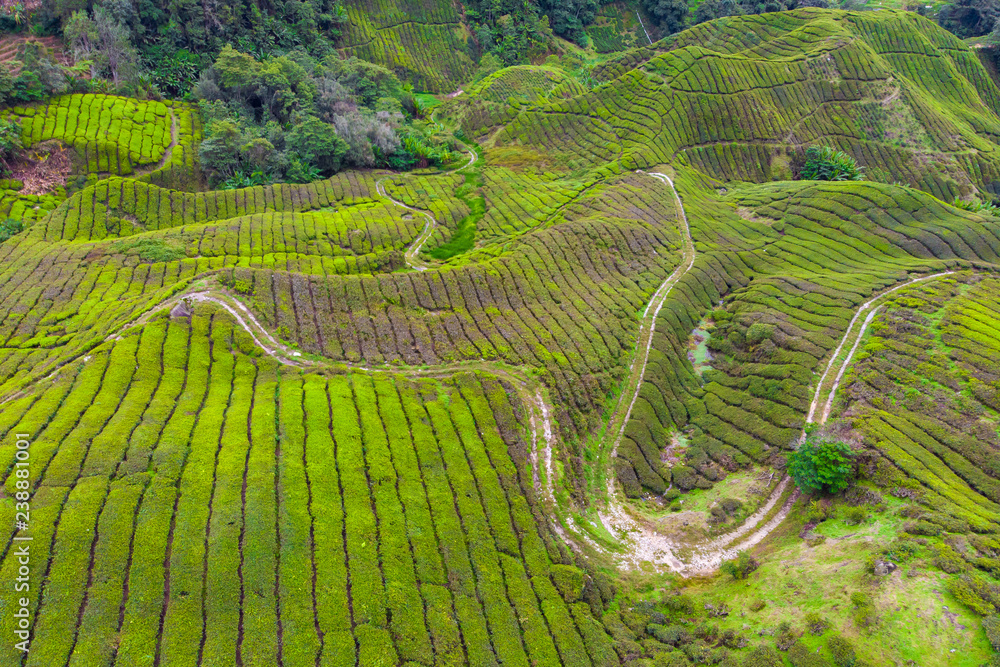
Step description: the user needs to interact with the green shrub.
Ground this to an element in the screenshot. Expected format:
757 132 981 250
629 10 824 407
653 651 689 667
742 644 783 667
984 615 1000 651
550 564 585 603
851 591 877 631
806 500 831 524
788 640 829 666
662 591 696 616
0 217 24 243
881 538 919 563
720 551 759 580
672 465 699 491
746 322 775 345
948 573 1000 615
775 621 796 650
842 506 867 526
800 146 864 181
721 497 743 514
828 633 856 667
0 117 23 171
904 520 942 536
804 611 828 635
788 437 853 495
932 544 968 574
111 237 185 262
647 623 692 646
287 117 350 176
951 195 999 216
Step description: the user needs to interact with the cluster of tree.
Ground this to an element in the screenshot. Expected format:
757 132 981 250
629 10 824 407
194 47 455 187
14 0 350 97
938 0 1000 39
0 40 89 104
465 0 556 66
689 0 840 26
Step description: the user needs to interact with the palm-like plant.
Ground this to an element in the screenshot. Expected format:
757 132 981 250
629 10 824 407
800 145 864 181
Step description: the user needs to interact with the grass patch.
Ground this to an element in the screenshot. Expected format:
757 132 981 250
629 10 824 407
427 146 484 260
111 236 185 263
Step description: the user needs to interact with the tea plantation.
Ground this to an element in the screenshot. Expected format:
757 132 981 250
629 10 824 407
1 6 1000 667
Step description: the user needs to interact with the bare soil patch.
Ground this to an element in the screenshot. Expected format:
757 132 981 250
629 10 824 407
8 141 72 195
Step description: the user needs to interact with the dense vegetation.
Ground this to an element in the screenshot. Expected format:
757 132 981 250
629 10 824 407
193 46 455 187
2 5 1000 667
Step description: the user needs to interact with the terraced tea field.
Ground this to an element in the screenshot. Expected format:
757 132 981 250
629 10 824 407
3 6 1000 666
338 0 475 93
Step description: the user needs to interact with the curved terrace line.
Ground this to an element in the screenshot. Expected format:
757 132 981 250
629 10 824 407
594 171 961 574
376 147 476 270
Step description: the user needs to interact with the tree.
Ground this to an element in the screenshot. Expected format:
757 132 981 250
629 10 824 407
694 0 740 24
64 7 140 84
642 0 689 33
787 436 853 494
0 118 22 174
538 0 598 43
286 116 349 175
939 0 1000 38
742 644 783 667
13 41 69 96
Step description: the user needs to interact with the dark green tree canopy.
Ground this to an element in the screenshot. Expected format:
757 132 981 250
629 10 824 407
787 436 854 495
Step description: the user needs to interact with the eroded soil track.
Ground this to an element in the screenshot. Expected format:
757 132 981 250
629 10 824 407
594 174 959 574
376 147 476 271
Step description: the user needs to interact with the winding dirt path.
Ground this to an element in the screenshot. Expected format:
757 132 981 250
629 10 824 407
604 171 695 467
375 147 476 270
1 139 966 578
132 110 179 178
596 170 697 571
593 174 959 574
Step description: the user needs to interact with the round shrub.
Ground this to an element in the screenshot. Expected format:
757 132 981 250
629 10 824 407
746 322 775 345
903 519 942 537
653 651 689 667
720 551 759 580
787 640 828 667
984 615 1000 651
721 497 743 514
804 611 829 635
741 644 783 667
672 465 699 491
827 633 856 667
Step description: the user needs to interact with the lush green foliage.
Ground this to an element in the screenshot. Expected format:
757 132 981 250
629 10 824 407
0 40 90 104
0 116 21 169
0 216 22 241
642 0 690 33
2 94 174 174
788 437 854 495
194 46 451 185
719 551 760 579
938 0 999 37
952 194 1000 215
2 8 1000 666
828 633 858 666
800 145 864 181
465 0 555 65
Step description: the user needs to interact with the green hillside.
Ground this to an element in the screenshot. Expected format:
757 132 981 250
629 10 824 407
1 5 1000 667
338 0 477 93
